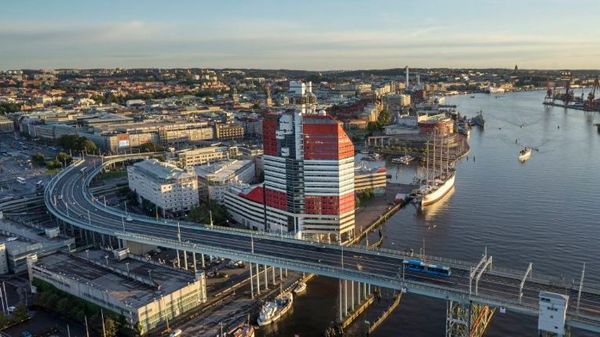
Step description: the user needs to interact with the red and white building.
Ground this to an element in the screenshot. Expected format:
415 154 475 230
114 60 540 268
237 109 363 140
225 107 356 243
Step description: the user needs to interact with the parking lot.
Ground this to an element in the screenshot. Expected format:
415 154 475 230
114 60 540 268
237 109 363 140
0 136 58 200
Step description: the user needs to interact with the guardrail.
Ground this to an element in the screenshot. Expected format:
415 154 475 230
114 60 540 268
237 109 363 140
43 155 600 333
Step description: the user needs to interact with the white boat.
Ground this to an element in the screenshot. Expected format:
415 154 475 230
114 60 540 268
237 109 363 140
257 292 293 326
417 134 456 209
293 282 307 294
392 155 414 165
518 147 532 162
420 172 456 208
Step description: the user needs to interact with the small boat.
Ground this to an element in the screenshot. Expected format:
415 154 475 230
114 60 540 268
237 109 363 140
257 292 293 326
225 322 255 337
392 155 414 165
293 282 307 294
518 147 532 162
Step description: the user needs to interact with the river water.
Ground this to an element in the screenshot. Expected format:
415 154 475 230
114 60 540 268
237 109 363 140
258 90 600 337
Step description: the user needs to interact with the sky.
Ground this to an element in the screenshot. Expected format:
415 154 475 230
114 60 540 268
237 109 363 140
1 0 600 70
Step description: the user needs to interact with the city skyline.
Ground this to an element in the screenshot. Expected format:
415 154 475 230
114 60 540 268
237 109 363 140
2 0 600 70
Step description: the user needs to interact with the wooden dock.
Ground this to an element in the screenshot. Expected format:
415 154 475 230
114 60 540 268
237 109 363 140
367 292 403 334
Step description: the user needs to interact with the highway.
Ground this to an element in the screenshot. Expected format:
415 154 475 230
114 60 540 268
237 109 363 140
45 155 600 333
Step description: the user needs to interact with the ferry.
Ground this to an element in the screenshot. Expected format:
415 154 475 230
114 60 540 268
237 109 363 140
518 147 532 162
257 292 293 326
293 281 307 294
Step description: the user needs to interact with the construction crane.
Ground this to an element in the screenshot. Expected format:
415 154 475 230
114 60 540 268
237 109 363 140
585 78 600 111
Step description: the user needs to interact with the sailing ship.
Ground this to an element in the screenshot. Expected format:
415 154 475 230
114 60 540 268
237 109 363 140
415 134 455 210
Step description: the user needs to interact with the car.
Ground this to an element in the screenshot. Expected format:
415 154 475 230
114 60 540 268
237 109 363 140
169 329 182 337
6 237 18 242
8 305 16 312
126 216 133 222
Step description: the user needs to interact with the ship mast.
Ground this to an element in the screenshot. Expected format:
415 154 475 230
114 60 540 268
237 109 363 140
439 132 443 178
432 133 436 181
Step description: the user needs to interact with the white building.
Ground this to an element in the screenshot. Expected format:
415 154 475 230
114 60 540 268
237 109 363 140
128 159 199 214
194 159 256 204
0 243 8 274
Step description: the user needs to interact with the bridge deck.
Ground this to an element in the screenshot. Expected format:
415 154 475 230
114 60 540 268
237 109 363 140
44 155 600 333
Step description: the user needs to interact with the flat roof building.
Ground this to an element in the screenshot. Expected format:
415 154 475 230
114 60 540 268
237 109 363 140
128 159 199 215
31 250 207 335
194 159 256 203
176 146 240 167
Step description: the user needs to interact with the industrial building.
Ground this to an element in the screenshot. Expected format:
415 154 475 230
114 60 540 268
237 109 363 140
31 250 207 334
225 107 356 243
194 159 256 203
127 159 199 215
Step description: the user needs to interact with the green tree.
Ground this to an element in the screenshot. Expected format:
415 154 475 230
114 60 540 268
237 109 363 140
105 317 118 337
56 297 70 314
45 160 62 170
0 102 21 115
133 322 144 337
138 142 163 152
11 304 29 322
31 152 46 166
376 109 391 127
56 152 72 166
0 312 8 328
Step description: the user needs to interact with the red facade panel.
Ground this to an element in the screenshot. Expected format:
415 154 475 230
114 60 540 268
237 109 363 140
303 123 354 160
304 192 355 215
240 186 264 204
265 188 287 211
262 117 278 156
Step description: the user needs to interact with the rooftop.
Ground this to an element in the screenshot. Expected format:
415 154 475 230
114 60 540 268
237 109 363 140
34 250 200 309
194 159 253 183
131 159 195 181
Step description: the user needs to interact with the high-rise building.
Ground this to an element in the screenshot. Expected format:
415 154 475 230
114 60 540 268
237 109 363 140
225 107 356 243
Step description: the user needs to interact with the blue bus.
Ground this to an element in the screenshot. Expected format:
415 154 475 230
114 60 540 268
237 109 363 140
402 259 451 277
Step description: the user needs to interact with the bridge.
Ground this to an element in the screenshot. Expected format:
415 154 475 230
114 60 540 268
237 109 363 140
43 153 600 336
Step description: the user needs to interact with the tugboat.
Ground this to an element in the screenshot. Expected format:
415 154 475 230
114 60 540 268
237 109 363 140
257 292 293 326
518 147 532 162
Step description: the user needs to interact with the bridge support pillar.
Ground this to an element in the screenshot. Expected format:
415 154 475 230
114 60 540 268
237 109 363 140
256 264 261 294
344 280 348 316
183 251 188 271
272 266 276 285
446 300 495 337
351 281 355 310
249 263 254 299
339 279 343 322
279 267 283 281
263 265 268 290
176 250 181 268
201 254 205 269
192 253 197 272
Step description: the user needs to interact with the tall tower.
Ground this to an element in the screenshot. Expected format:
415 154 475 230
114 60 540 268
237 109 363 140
266 85 273 107
405 65 410 88
262 110 355 243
